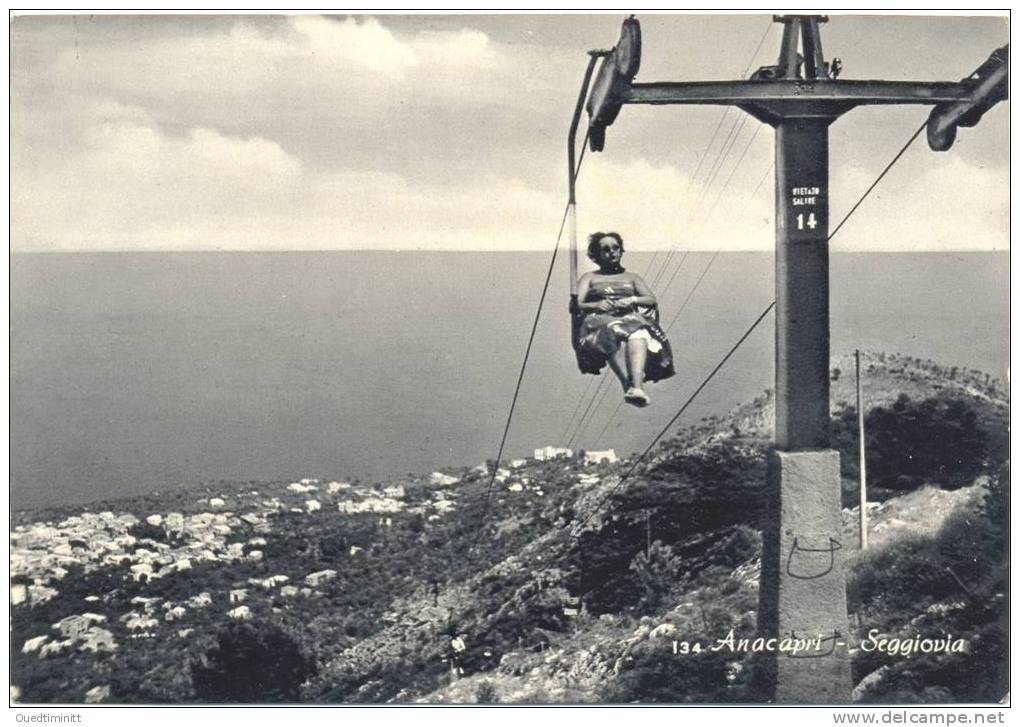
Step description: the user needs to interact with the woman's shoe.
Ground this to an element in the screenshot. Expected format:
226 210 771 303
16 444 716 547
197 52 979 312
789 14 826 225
624 387 650 407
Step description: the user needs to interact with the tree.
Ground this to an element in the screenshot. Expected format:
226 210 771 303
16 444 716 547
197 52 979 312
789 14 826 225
191 620 316 702
629 541 683 610
833 394 990 494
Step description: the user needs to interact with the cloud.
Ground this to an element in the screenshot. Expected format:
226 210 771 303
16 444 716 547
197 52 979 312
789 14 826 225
16 101 1003 253
9 15 1009 253
11 101 566 251
576 156 775 251
830 152 1008 252
12 14 563 195
31 15 511 124
12 106 303 250
286 16 419 76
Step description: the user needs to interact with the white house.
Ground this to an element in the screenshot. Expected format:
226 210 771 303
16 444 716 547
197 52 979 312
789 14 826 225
28 585 59 605
22 635 49 654
305 500 321 513
124 615 159 631
227 605 252 620
50 566 69 581
81 628 117 653
305 570 337 587
133 548 159 563
164 607 187 622
84 686 111 704
229 589 248 604
130 596 162 611
10 585 27 606
188 592 213 608
383 485 405 499
129 564 154 582
50 619 84 640
337 498 404 514
583 449 618 465
39 641 71 658
534 446 573 461
429 472 460 486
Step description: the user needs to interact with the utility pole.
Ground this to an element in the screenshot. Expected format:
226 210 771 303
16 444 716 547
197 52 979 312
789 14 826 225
856 350 868 550
572 15 1007 702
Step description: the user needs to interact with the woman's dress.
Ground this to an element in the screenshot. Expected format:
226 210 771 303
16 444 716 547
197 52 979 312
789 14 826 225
574 278 675 382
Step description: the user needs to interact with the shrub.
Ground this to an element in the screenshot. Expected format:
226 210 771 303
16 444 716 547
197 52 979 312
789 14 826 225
629 541 683 611
475 680 499 704
833 394 988 493
191 620 316 702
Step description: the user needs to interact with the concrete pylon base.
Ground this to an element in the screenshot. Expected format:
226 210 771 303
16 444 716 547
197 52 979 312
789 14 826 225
757 449 851 703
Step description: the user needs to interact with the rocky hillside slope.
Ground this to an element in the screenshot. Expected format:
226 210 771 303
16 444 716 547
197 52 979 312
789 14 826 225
10 352 1008 704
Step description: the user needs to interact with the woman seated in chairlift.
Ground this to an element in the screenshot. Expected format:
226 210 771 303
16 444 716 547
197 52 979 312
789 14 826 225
575 231 675 407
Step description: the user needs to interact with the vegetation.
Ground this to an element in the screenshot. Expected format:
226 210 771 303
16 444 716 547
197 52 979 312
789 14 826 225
191 621 316 703
10 353 1008 704
833 393 995 495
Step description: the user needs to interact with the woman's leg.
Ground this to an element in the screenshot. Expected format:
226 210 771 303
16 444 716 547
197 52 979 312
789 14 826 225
607 346 630 390
626 335 649 392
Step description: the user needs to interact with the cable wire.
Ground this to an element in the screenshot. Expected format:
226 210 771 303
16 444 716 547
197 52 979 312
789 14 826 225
472 131 590 542
828 120 928 241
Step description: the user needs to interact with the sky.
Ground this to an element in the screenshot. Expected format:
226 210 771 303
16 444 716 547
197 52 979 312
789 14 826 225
9 12 1010 252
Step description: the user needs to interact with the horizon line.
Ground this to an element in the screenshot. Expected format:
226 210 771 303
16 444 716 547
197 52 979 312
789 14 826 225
8 248 1009 255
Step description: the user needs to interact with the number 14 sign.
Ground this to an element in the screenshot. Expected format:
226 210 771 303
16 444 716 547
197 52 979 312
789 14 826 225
788 185 826 239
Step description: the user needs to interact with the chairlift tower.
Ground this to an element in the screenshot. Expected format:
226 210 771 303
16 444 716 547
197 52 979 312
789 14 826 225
574 14 1007 702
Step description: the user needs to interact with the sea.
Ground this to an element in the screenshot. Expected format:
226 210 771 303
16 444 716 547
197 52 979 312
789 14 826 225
10 251 1009 510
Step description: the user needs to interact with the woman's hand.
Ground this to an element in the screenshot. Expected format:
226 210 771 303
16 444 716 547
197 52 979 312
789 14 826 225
596 299 615 313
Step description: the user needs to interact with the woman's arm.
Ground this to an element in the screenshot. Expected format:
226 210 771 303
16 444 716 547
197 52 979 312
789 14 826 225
615 274 657 308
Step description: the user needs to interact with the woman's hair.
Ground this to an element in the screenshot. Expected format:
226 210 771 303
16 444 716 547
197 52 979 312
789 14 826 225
586 231 625 262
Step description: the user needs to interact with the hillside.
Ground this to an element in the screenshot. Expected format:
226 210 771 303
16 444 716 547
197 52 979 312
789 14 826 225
9 352 1009 704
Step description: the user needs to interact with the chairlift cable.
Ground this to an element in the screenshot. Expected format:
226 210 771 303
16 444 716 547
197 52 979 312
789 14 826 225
471 130 591 545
